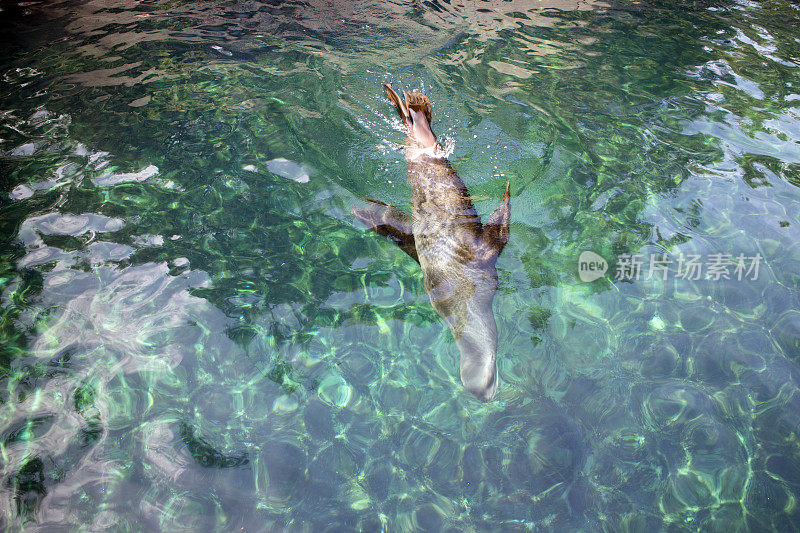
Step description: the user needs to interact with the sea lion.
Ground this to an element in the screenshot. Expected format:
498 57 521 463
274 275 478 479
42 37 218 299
353 84 510 401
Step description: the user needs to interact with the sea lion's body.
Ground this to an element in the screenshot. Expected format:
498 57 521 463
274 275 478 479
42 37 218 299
353 85 509 401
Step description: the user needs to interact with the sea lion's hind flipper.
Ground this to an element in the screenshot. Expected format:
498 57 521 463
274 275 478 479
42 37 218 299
384 84 411 126
478 181 511 262
403 91 432 124
403 90 436 147
352 199 419 263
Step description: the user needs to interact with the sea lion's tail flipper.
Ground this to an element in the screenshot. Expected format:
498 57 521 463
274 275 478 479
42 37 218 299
352 198 419 263
384 84 433 125
402 90 432 125
403 90 437 148
478 181 511 262
385 84 437 148
384 84 411 125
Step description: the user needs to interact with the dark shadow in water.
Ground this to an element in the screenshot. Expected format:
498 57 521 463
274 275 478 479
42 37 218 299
7 456 46 523
178 422 248 468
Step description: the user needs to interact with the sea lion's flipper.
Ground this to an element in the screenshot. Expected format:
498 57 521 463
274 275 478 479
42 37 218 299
478 181 511 262
385 84 437 148
403 91 432 124
403 90 437 148
352 199 419 263
384 84 411 126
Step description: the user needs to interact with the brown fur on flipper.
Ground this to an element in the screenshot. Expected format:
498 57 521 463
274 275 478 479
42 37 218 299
403 91 432 124
384 84 410 125
478 180 511 263
352 200 419 264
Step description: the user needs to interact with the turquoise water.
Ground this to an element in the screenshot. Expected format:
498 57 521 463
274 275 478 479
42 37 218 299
2 0 800 529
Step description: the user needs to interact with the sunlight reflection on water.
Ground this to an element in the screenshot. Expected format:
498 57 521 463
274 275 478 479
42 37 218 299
1 0 800 529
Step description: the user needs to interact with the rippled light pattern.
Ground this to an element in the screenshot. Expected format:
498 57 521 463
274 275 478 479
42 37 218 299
1 0 800 529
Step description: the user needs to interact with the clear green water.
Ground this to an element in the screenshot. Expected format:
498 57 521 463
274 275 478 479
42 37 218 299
1 0 800 530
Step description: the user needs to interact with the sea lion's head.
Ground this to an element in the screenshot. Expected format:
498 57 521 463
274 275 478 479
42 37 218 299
455 309 499 402
432 277 498 402
425 260 501 402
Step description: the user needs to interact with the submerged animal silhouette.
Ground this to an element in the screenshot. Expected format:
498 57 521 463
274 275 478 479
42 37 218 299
353 84 510 401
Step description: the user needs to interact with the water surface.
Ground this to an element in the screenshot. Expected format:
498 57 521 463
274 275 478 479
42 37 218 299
2 0 800 530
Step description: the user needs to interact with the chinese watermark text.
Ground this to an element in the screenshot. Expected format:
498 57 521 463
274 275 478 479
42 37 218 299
578 252 762 282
